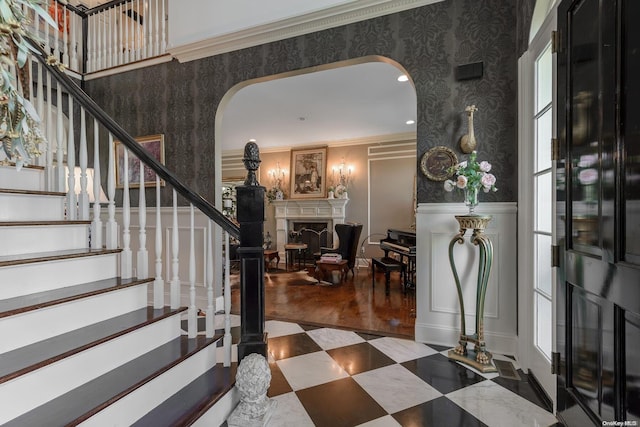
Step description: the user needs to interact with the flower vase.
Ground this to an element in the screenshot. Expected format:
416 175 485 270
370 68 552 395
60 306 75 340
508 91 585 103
328 191 334 199
464 186 479 214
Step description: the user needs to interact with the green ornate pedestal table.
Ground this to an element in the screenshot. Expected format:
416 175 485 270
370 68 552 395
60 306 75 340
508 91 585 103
447 214 497 373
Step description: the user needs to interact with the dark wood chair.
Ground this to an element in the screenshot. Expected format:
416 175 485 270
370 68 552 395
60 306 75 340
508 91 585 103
320 223 363 278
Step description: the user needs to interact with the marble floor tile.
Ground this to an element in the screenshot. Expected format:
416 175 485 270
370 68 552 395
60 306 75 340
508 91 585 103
369 336 437 363
353 364 442 413
392 396 488 427
306 327 365 350
296 377 387 427
446 380 559 427
327 342 395 375
268 333 322 360
402 353 486 394
276 351 349 390
265 320 305 338
268 362 293 397
268 392 315 427
356 415 402 426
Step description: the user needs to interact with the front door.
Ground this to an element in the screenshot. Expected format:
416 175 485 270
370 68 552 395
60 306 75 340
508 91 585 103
556 0 640 425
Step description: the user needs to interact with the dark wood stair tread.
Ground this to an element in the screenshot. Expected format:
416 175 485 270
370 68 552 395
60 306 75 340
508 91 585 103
0 248 121 267
0 277 154 318
132 363 237 427
3 333 222 427
0 220 92 226
0 306 185 384
0 188 65 196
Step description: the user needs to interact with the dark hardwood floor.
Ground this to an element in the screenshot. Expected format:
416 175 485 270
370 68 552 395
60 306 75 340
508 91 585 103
231 262 415 338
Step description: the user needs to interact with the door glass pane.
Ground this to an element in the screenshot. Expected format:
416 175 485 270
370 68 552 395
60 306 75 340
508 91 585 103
536 173 552 233
570 0 601 250
535 233 552 296
535 292 552 358
536 108 553 172
624 0 640 262
536 44 553 112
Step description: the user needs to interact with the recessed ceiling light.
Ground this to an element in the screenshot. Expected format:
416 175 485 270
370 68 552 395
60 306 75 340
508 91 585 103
406 119 415 125
397 75 409 82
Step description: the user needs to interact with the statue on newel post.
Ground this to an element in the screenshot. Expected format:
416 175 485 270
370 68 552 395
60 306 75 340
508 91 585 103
228 141 276 427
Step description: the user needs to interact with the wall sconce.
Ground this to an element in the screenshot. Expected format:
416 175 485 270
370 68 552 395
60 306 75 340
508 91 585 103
332 158 353 187
269 162 286 190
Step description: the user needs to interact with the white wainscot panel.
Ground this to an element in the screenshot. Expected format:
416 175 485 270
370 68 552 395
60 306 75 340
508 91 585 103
415 203 517 356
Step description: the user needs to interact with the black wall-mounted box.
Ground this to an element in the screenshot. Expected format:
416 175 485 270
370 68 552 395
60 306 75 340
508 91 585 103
456 62 484 81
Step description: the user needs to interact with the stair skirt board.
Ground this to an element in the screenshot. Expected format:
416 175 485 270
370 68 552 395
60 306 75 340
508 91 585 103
83 341 219 426
0 253 119 299
191 386 239 427
0 314 182 424
0 166 44 191
0 223 90 256
0 284 149 353
0 192 65 221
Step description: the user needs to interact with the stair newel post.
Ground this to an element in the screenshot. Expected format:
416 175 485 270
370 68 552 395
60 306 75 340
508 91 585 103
154 176 164 309
121 148 133 278
188 204 197 338
236 141 267 361
105 133 118 249
78 107 89 220
223 230 232 366
206 220 215 338
170 189 180 309
91 118 103 249
66 98 76 219
137 162 149 279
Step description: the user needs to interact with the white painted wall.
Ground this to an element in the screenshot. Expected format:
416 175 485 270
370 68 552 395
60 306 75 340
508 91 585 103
415 202 518 356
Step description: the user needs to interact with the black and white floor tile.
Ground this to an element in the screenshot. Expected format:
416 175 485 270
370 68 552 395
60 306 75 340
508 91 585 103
199 316 560 426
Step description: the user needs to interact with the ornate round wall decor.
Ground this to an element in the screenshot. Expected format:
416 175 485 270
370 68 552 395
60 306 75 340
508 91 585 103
420 146 458 181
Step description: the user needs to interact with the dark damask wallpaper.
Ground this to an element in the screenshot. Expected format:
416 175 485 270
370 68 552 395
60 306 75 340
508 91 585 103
86 0 518 205
517 0 537 56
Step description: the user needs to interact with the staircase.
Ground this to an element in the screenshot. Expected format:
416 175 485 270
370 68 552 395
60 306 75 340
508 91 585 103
0 165 238 425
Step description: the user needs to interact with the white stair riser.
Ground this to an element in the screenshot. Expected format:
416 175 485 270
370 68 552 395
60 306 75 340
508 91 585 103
0 314 182 425
191 387 239 427
0 224 89 256
0 254 118 300
81 342 219 427
0 284 148 353
0 166 44 192
0 193 65 221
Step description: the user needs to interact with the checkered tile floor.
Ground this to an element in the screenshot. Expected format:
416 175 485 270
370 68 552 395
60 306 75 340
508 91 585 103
204 316 561 427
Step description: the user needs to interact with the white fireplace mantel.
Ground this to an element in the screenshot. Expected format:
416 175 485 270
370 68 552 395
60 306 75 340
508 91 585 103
271 198 349 255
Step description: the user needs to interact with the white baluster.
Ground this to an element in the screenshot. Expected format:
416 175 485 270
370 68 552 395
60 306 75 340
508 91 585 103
121 149 132 278
137 161 148 279
161 0 166 52
55 78 65 193
66 99 76 220
78 107 89 220
170 189 180 309
105 133 118 249
154 0 160 55
136 0 142 61
148 0 155 57
118 4 124 66
102 9 108 69
206 220 214 338
54 2 60 61
91 119 103 249
124 4 130 63
62 4 69 66
112 6 118 66
35 62 45 168
224 231 232 367
45 69 53 191
44 3 50 58
86 14 93 72
70 9 78 71
188 204 196 338
154 176 164 308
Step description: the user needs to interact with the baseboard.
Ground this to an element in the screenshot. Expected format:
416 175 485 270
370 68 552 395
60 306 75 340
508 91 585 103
414 322 516 356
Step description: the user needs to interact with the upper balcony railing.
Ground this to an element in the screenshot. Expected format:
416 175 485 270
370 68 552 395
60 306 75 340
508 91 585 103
30 0 168 75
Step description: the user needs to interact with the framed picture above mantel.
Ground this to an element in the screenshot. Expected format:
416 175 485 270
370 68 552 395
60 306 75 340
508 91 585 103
290 146 327 199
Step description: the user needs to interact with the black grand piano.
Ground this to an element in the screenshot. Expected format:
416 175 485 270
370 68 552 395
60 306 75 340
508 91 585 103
380 229 416 290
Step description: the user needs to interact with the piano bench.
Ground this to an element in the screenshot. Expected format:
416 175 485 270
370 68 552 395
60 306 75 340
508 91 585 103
371 257 405 296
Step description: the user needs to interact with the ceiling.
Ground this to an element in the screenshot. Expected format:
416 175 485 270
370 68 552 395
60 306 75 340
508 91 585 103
219 61 417 152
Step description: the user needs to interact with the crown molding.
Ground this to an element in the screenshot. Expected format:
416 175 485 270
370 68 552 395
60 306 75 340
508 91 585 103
168 0 444 63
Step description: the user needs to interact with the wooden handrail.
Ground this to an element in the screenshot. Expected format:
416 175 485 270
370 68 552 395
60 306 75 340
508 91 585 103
28 39 240 239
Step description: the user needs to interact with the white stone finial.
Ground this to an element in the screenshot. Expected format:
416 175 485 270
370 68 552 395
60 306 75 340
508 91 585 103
227 353 276 427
